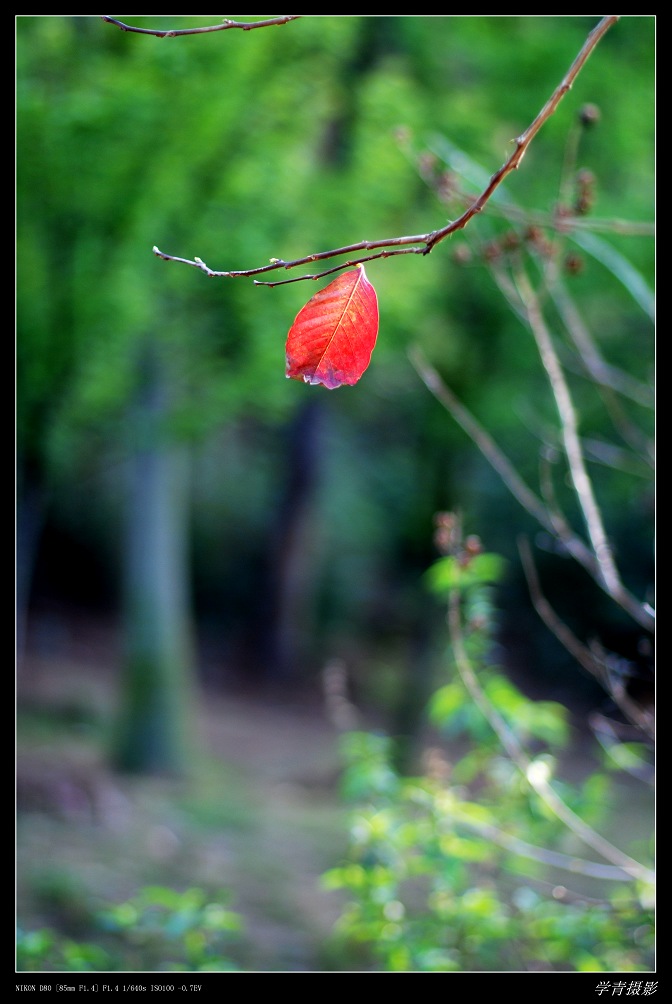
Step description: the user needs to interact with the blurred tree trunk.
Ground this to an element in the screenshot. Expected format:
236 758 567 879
112 342 196 775
258 398 324 682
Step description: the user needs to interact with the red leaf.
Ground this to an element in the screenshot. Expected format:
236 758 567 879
285 264 379 389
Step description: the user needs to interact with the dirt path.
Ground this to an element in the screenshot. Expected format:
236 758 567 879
17 618 358 971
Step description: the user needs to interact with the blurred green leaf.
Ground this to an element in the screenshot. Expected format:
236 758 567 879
425 554 507 595
428 682 467 726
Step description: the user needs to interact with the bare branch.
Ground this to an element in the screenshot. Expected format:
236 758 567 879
409 346 600 575
450 802 643 883
322 652 639 882
549 276 654 412
409 345 654 633
495 261 653 413
153 16 620 283
153 241 433 284
101 15 302 38
422 17 620 252
512 266 653 632
152 243 432 287
447 587 653 884
490 258 654 473
589 712 654 783
414 150 654 238
518 536 655 741
500 210 653 237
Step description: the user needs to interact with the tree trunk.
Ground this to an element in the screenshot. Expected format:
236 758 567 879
113 345 196 775
258 398 324 682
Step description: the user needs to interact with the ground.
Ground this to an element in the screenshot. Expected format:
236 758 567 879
16 611 654 973
17 613 359 972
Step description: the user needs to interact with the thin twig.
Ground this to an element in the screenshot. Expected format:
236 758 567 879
518 536 655 740
447 588 654 885
547 276 655 465
321 643 641 881
502 210 653 237
590 712 655 782
488 255 653 477
549 278 653 409
448 800 642 883
536 447 601 565
153 16 620 283
421 16 619 252
409 346 601 577
492 258 654 413
409 346 654 633
101 15 302 37
419 154 654 237
153 242 439 284
580 437 653 477
513 266 653 632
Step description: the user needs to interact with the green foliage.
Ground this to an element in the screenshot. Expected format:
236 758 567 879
16 886 243 973
17 927 111 973
17 16 654 693
325 731 653 972
424 552 507 594
323 556 654 972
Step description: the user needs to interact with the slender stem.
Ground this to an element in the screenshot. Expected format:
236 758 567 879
549 276 654 409
513 266 653 632
153 16 620 283
449 800 642 883
409 345 654 632
423 18 619 252
101 16 301 37
153 241 433 283
448 588 654 884
409 347 600 577
518 536 655 740
518 534 607 683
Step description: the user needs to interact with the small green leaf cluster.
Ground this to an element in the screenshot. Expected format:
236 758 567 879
16 926 111 973
17 886 243 973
